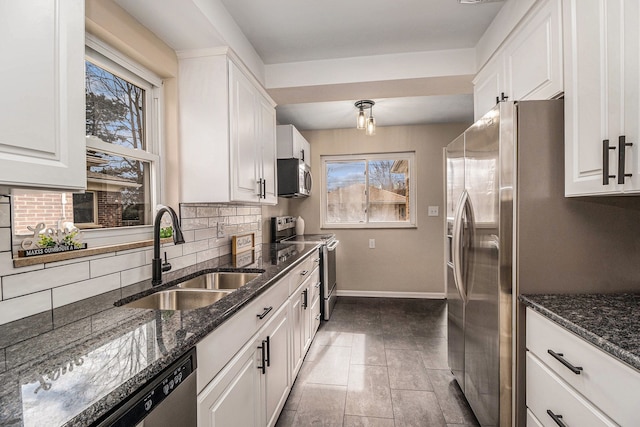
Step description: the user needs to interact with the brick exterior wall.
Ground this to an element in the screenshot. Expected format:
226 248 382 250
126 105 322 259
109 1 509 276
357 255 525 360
13 192 75 235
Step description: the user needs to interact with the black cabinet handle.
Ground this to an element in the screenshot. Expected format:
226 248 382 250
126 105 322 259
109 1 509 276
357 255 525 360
547 410 567 427
258 341 266 374
262 179 267 199
301 148 305 162
302 289 308 309
265 336 271 367
495 92 509 104
603 139 617 185
548 349 583 374
617 135 633 184
257 306 273 319
300 270 309 277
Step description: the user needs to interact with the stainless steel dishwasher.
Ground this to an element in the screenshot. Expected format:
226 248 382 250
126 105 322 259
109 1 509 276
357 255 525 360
95 348 197 427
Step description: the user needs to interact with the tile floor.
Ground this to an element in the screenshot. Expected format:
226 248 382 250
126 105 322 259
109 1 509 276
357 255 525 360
276 297 480 427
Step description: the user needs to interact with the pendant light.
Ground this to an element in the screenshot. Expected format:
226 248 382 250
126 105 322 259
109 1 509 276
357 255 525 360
354 100 375 135
365 104 376 136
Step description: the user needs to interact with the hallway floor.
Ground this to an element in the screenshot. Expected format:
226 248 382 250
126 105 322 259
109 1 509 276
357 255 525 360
275 297 480 427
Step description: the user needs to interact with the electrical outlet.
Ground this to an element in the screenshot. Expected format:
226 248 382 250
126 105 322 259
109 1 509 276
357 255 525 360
217 222 226 238
369 238 375 249
428 206 439 217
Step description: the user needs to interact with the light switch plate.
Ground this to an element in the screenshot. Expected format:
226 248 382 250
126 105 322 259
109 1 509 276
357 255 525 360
428 206 439 217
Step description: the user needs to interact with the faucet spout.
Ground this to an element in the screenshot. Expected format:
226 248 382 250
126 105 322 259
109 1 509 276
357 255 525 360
152 205 185 286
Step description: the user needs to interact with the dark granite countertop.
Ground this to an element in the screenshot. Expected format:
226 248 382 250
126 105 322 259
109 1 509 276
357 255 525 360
0 242 320 427
519 293 640 372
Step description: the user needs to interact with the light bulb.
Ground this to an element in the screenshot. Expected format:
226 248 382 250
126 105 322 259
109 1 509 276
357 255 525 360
365 115 376 136
357 107 366 129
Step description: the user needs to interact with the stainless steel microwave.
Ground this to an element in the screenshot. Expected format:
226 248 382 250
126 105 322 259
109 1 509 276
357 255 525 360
277 159 312 197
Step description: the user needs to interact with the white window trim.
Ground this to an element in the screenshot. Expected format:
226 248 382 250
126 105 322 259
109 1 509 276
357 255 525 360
81 37 164 246
320 152 417 229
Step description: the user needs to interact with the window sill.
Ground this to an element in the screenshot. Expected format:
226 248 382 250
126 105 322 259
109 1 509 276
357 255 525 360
13 238 172 268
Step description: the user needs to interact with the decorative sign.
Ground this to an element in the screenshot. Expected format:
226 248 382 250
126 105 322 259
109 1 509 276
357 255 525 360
232 232 255 255
18 222 86 258
232 250 255 268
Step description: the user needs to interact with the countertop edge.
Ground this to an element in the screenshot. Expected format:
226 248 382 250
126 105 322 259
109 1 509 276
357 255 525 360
519 295 640 372
65 243 321 427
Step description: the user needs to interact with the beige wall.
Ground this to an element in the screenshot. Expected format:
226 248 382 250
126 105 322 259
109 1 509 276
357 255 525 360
289 124 469 296
85 0 181 208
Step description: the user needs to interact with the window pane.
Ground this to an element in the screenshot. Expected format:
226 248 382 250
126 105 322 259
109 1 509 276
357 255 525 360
85 61 146 150
12 153 151 235
368 159 410 223
326 161 366 223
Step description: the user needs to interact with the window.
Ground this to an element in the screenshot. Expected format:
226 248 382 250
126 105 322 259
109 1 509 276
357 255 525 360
321 152 416 228
12 37 162 245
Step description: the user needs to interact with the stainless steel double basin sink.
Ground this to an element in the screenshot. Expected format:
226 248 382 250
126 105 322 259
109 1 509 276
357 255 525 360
123 272 262 311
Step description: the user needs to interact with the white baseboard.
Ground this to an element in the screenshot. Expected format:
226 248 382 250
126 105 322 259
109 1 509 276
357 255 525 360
336 290 445 299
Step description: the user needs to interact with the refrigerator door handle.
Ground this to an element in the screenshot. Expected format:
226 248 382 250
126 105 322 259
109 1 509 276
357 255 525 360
461 195 476 299
452 190 468 304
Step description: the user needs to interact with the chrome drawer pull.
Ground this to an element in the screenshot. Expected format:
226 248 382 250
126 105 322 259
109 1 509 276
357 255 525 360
315 282 321 288
547 410 567 427
300 270 309 276
548 349 583 374
257 306 273 319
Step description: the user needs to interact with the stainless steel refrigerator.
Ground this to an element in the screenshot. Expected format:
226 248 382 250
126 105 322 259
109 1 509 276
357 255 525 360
446 100 564 427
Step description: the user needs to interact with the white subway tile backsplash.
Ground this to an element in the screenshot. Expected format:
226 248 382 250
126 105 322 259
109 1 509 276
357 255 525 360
52 273 120 308
0 252 43 276
121 265 151 287
194 228 216 241
2 262 90 299
0 291 51 325
0 202 262 323
182 240 209 256
196 207 218 217
91 251 146 278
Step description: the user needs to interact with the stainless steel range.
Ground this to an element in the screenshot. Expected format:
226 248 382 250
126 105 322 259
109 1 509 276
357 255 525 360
271 216 339 320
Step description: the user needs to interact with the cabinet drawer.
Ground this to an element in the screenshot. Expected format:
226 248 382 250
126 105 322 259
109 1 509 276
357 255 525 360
309 267 321 303
288 256 314 294
526 308 640 426
526 352 616 427
526 409 544 427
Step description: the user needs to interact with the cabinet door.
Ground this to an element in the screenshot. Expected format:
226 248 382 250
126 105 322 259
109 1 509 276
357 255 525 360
564 0 624 195
289 287 304 378
229 62 260 203
503 0 563 102
198 339 261 427
0 0 86 191
294 129 311 166
259 95 278 204
259 304 291 427
473 55 504 121
623 0 640 192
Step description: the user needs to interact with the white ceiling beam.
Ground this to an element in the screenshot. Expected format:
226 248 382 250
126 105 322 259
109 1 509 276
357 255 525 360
265 48 476 89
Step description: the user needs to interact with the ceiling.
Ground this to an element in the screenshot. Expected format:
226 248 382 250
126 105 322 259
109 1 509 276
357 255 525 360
116 0 505 130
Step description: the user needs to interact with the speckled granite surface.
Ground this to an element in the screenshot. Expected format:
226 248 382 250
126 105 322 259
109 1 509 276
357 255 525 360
519 293 640 372
0 242 319 427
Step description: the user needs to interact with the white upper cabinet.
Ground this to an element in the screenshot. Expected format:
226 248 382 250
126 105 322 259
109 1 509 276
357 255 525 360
178 49 277 204
564 0 640 196
276 125 311 167
0 0 86 191
473 0 563 121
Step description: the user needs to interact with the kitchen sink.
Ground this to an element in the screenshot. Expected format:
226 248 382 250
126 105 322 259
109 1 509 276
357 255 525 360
123 289 229 310
175 272 261 291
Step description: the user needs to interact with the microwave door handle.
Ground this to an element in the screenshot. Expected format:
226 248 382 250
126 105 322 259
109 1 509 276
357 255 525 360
307 170 313 193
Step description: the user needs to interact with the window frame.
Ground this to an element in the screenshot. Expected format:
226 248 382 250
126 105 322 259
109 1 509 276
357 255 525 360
320 152 417 229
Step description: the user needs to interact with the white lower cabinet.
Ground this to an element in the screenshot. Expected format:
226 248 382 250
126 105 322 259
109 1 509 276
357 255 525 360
197 251 321 426
525 308 640 426
198 338 261 427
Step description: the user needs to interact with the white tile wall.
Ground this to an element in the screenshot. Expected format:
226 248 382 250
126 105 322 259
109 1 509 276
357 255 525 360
0 200 263 325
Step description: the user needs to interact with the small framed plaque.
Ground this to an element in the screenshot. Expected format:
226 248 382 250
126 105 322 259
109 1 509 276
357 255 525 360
232 232 255 255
